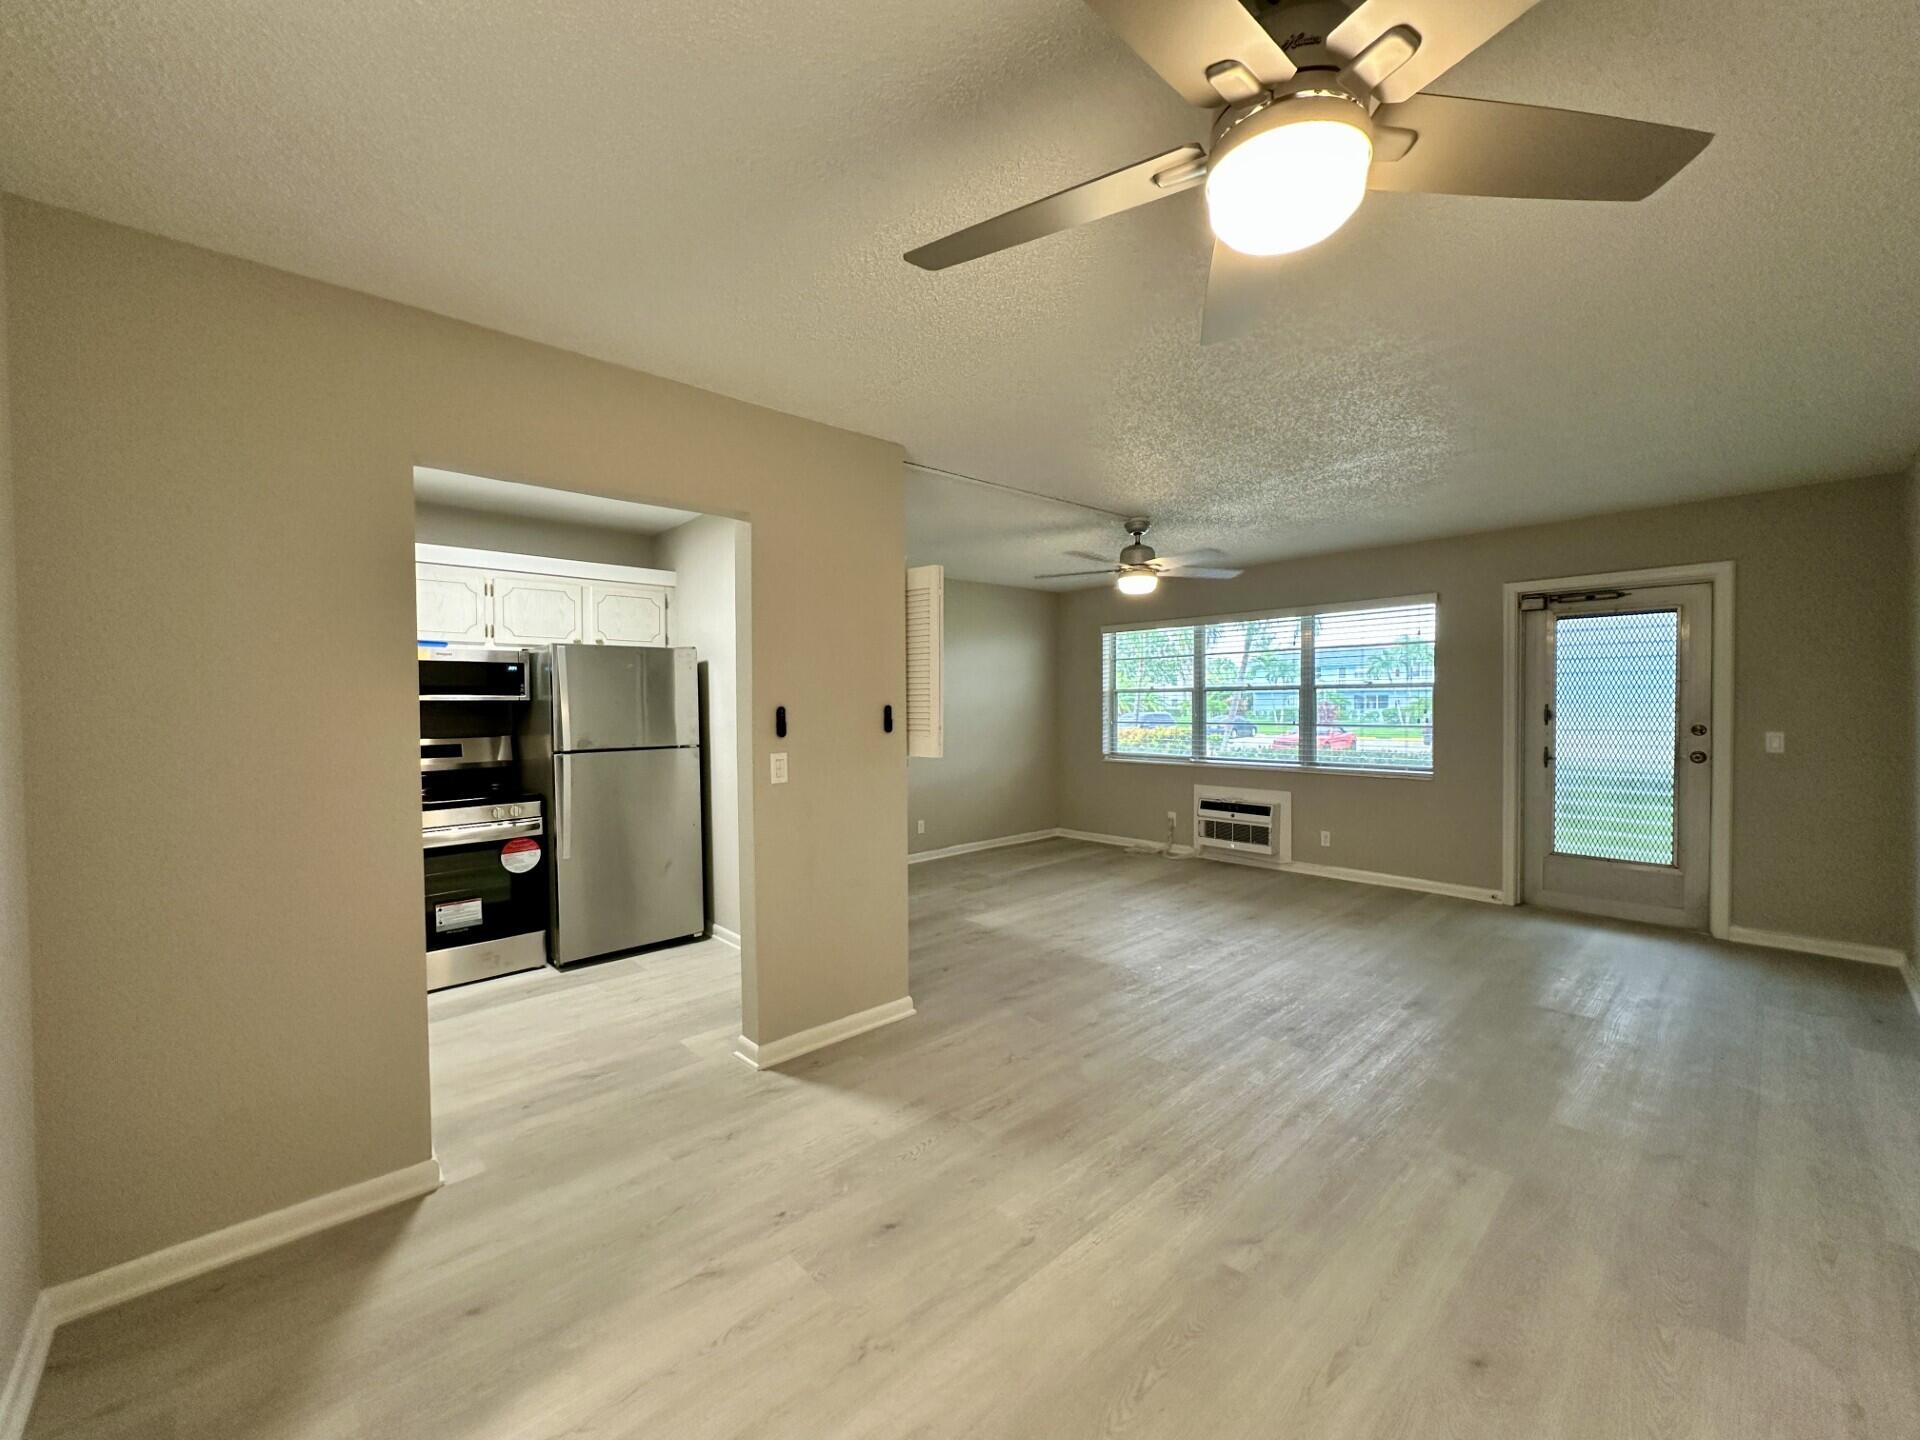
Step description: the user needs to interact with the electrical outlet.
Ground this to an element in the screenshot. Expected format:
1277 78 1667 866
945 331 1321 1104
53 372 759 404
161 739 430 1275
916 819 925 834
770 752 789 784
1319 830 1331 847
1764 731 1786 754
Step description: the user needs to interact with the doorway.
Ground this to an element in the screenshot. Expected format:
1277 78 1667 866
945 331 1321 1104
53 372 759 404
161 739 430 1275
1503 564 1733 935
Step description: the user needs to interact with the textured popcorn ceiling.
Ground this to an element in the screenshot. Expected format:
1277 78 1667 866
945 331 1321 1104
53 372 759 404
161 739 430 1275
4 1 1917 589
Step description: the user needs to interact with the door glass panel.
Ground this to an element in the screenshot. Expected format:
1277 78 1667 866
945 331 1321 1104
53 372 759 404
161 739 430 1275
1552 611 1678 865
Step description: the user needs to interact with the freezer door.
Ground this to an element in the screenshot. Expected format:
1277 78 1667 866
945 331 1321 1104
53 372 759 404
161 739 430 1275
551 747 704 964
552 644 698 751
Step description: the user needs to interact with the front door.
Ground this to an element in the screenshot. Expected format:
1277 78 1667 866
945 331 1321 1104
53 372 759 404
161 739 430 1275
1522 584 1712 929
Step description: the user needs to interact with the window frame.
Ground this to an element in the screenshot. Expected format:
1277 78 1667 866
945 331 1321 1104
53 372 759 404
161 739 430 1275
1101 594 1437 778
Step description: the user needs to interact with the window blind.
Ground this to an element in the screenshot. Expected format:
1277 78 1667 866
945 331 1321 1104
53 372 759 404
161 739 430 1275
1103 597 1435 774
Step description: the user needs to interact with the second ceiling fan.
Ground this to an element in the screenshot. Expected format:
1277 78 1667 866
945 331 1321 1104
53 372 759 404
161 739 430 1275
904 0 1713 341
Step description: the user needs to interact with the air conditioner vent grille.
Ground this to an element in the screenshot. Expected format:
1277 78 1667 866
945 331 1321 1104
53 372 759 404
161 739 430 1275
1193 785 1289 861
1201 817 1271 848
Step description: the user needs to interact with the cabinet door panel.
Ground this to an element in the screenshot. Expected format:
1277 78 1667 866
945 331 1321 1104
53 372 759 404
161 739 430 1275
492 574 584 645
416 565 490 643
587 583 670 646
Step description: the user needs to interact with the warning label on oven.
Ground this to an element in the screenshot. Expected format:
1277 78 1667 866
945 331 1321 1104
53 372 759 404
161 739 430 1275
435 898 483 933
500 837 541 874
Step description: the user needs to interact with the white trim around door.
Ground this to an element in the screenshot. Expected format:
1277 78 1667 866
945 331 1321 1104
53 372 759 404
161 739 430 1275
1500 562 1734 939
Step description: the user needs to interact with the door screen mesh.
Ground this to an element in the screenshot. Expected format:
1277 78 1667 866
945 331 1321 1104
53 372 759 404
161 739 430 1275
1552 611 1678 865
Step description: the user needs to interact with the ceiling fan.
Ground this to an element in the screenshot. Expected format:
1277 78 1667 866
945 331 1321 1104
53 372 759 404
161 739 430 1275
1038 518 1243 594
904 0 1713 342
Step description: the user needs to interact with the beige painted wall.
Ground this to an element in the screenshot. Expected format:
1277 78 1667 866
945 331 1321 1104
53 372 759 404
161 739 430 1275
413 500 661 569
656 515 746 935
5 197 908 1285
1059 473 1915 950
0 202 42 1378
909 581 1060 854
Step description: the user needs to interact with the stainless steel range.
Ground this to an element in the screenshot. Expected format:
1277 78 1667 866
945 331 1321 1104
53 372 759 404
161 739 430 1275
420 735 548 990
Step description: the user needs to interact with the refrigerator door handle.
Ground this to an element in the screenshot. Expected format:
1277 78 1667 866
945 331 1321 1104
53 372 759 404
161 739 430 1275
554 645 573 752
558 753 573 860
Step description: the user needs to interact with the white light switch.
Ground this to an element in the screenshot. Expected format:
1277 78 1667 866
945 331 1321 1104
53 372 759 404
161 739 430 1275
1320 831 1331 847
916 819 925 834
771 752 789 784
1764 732 1785 754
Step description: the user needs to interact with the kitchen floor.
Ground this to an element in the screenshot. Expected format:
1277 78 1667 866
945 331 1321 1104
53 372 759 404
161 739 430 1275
26 840 1920 1437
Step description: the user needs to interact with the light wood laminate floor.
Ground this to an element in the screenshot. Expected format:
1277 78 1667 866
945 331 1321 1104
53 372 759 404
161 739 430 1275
27 840 1920 1437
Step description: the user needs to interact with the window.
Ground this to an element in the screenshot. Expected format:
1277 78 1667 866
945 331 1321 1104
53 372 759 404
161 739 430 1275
1103 598 1435 774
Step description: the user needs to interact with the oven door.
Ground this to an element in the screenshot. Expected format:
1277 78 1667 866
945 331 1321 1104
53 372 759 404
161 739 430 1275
423 820 548 957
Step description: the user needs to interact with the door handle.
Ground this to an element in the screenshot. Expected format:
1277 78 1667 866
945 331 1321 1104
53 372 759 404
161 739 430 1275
1543 746 1553 768
558 754 574 860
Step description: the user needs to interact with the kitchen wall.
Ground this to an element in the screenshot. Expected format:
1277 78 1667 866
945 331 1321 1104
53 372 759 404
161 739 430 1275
909 580 1061 854
656 514 747 937
1059 472 1915 952
4 196 908 1286
0 205 43 1401
412 500 661 569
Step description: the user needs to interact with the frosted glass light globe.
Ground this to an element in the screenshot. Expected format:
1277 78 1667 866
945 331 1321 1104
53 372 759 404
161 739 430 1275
1116 567 1160 596
1206 112 1374 257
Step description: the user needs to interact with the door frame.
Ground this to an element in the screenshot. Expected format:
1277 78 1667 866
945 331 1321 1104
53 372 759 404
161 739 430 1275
1499 561 1734 938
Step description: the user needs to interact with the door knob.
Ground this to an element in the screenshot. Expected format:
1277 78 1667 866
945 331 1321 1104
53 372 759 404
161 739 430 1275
1688 751 1708 764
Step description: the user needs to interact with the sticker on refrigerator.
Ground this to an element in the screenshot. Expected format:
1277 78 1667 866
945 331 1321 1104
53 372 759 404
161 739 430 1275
435 898 483 933
500 837 541 874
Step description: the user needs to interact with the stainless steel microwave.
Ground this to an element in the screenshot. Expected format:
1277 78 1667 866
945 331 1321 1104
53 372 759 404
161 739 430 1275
418 646 532 702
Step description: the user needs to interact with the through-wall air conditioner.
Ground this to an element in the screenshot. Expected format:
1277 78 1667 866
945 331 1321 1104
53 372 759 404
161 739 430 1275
1193 786 1292 863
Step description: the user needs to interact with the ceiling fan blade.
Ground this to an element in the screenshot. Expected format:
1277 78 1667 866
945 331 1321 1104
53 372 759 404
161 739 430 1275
1199 241 1281 346
1063 549 1122 565
1150 548 1228 569
1327 0 1541 104
1161 566 1243 579
905 144 1205 271
1084 0 1296 108
1035 568 1123 579
1369 95 1713 201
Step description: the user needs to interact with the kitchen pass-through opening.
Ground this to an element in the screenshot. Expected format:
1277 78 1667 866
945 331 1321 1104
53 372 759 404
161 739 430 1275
409 466 752 1138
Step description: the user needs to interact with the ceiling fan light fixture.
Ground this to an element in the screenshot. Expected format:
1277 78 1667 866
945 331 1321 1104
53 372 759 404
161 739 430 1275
1116 566 1160 596
1205 93 1374 258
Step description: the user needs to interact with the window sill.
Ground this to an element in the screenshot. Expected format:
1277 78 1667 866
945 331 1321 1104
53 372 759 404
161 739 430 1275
1101 754 1434 780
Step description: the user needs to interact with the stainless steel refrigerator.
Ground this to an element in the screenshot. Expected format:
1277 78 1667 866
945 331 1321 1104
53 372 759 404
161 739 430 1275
523 644 704 965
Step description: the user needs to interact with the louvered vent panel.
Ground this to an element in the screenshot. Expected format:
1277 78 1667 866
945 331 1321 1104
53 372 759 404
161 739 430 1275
905 565 944 758
1201 818 1271 848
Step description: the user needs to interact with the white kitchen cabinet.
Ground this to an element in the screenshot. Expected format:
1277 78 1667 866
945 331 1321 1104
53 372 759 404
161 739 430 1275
585 582 671 646
415 564 491 644
414 547 675 648
490 574 586 645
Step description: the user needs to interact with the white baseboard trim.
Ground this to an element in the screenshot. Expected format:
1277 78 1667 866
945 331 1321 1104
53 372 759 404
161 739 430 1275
0 1294 52 1440
1057 829 1498 901
1055 828 1193 857
908 830 1057 865
1276 860 1506 905
1725 925 1907 970
44 1156 443 1327
735 996 915 1070
1906 961 1920 1020
709 923 741 948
